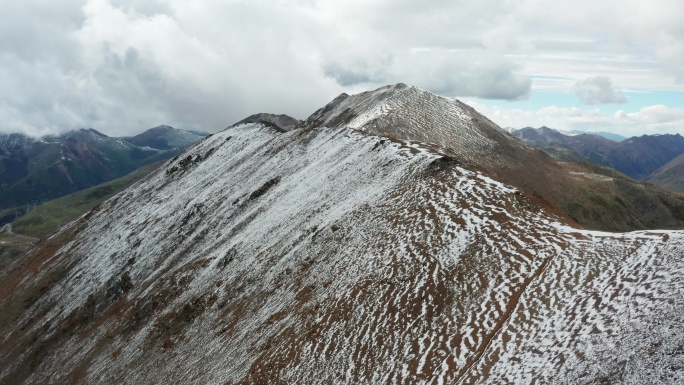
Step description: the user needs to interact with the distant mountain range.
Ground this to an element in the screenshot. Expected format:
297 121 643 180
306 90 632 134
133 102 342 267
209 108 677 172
0 126 206 212
505 127 627 142
566 130 627 142
511 126 684 188
123 125 208 150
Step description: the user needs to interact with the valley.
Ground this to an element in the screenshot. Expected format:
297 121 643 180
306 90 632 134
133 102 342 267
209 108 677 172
0 126 206 213
0 163 162 271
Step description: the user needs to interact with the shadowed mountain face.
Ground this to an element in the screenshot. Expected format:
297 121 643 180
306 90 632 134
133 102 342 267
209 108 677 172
3 85 684 384
513 127 620 163
514 126 572 146
648 153 684 192
512 127 684 181
0 127 206 212
568 130 626 142
607 134 684 179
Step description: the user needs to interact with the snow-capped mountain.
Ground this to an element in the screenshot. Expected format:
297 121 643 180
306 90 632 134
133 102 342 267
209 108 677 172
302 84 684 232
302 83 529 168
232 113 302 132
2 85 684 384
123 125 207 151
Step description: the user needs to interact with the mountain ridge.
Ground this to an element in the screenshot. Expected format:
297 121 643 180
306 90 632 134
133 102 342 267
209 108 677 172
297 84 684 231
647 153 684 191
123 125 207 150
3 111 684 383
512 126 684 183
232 113 302 132
0 126 207 212
301 83 528 168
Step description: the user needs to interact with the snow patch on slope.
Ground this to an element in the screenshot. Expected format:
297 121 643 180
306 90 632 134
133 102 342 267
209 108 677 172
3 122 684 384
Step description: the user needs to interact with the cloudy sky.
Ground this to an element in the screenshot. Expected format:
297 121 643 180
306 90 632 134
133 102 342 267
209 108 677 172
2 0 684 137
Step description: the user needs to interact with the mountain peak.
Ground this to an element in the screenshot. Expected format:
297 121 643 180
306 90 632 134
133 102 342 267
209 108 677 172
125 125 207 150
302 83 524 166
232 113 301 132
0 132 35 149
56 128 109 142
147 125 176 132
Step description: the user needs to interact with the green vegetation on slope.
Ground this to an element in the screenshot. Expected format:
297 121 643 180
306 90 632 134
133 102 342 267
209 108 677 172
0 162 161 270
12 161 162 239
0 226 36 274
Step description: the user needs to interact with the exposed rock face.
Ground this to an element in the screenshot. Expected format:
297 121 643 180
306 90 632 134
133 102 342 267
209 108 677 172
2 86 684 384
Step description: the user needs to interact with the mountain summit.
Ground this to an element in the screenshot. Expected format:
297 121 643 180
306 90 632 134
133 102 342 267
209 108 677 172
124 125 207 151
2 85 684 384
303 83 527 167
232 113 301 132
305 84 684 231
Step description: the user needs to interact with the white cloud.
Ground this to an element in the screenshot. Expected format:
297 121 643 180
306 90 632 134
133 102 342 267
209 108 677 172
464 101 684 137
0 0 683 135
624 105 684 124
326 50 531 100
574 76 627 104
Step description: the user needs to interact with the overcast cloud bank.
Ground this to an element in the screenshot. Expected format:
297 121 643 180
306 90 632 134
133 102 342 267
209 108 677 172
1 0 683 136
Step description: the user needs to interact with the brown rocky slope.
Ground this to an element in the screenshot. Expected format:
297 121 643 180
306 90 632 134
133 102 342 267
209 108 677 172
2 85 684 384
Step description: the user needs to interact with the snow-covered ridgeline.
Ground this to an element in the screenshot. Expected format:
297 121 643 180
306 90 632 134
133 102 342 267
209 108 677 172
304 84 528 168
2 122 684 384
